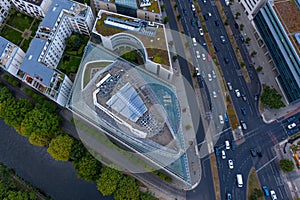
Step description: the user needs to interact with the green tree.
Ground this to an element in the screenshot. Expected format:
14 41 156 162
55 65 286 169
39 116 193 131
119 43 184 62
261 85 285 109
4 190 36 200
114 176 139 200
66 34 83 50
160 5 165 11
96 166 123 196
0 87 13 103
245 37 251 43
28 133 52 147
174 4 178 10
73 154 101 181
240 24 244 31
70 140 87 161
256 66 263 72
140 192 156 200
172 55 178 62
279 159 294 172
47 134 74 161
235 12 241 19
20 107 60 137
163 16 169 24
121 51 137 63
1 98 33 130
177 14 181 21
251 51 257 57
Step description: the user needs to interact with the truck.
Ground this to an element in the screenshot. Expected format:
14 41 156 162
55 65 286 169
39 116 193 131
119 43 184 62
236 174 243 187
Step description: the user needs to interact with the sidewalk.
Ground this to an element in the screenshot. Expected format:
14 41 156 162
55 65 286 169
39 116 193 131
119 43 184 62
230 1 300 123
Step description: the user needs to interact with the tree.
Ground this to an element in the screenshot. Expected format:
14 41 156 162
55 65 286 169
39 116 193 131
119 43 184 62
0 87 13 103
5 190 36 200
256 66 263 72
235 12 241 19
1 98 33 130
240 24 244 31
47 134 74 161
96 166 123 196
140 192 156 200
163 16 169 24
28 132 52 147
66 34 83 50
114 176 139 200
70 140 87 161
177 14 181 21
174 4 178 10
251 51 257 57
20 107 60 137
279 159 294 172
261 85 285 109
224 19 229 26
121 51 137 63
160 5 165 12
73 154 101 181
172 55 178 62
245 37 251 43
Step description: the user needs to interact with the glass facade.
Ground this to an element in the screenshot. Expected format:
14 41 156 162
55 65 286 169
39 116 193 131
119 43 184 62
254 3 300 103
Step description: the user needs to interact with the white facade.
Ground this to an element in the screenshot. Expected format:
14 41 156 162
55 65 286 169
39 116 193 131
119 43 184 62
240 0 267 20
0 0 12 25
0 37 25 77
11 0 52 19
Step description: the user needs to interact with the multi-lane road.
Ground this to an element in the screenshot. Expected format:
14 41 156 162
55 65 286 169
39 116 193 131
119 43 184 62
162 0 297 199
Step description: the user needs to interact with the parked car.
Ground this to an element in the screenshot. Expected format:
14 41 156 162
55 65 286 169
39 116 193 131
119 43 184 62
212 91 217 98
193 12 197 18
288 128 299 136
262 185 270 197
214 45 219 52
257 151 262 157
191 19 196 27
183 8 187 15
240 35 245 43
270 190 277 200
226 192 232 200
288 123 296 129
199 28 204 36
287 116 296 123
222 150 226 159
208 73 212 81
228 159 234 169
215 20 219 26
215 146 219 156
212 70 216 78
235 89 241 97
201 71 206 79
202 53 206 60
227 82 233 91
231 140 236 150
191 4 196 12
250 148 257 157
225 140 230 150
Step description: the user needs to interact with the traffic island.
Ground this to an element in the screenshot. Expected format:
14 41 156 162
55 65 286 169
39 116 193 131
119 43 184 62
247 168 264 200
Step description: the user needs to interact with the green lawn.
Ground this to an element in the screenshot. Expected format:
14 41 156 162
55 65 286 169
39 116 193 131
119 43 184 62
0 26 23 45
83 62 112 87
30 19 41 33
20 39 32 52
6 13 34 31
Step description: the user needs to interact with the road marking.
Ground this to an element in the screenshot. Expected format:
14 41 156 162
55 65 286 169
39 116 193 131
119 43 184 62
213 127 231 137
256 156 278 173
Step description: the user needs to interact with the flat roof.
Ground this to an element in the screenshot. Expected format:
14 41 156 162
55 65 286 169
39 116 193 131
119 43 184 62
94 11 170 68
23 0 43 6
273 0 300 55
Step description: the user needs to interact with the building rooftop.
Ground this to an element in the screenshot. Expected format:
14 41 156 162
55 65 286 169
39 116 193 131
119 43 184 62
23 0 43 6
0 37 17 68
273 0 300 55
94 11 170 69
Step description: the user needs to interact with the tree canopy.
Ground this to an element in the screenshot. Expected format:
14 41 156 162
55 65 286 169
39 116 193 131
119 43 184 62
47 134 74 161
279 159 294 172
261 85 285 109
20 107 60 137
70 140 87 161
114 176 139 200
96 166 123 196
73 154 101 181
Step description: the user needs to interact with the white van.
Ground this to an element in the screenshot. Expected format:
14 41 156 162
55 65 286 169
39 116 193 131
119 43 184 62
237 174 243 187
192 37 197 46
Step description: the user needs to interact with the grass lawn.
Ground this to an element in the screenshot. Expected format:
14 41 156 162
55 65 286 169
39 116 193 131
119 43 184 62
248 168 264 200
83 61 112 87
6 13 34 31
0 25 23 45
30 19 41 33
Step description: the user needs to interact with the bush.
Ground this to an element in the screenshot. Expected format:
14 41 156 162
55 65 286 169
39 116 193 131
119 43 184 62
261 85 285 109
256 66 263 72
3 74 19 87
279 159 294 172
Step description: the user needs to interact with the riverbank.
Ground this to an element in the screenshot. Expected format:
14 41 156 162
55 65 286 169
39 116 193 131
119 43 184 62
0 119 112 200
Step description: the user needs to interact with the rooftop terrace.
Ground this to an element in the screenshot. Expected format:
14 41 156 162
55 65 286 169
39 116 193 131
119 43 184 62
94 11 170 69
273 0 300 55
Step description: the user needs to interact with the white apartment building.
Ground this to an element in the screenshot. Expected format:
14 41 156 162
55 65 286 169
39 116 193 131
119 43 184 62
0 0 12 25
239 0 267 20
0 36 25 76
14 0 95 107
11 0 53 19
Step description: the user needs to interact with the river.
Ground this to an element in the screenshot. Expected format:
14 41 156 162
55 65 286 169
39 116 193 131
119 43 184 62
0 119 112 200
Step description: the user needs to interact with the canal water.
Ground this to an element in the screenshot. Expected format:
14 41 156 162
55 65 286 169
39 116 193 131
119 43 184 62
0 119 112 200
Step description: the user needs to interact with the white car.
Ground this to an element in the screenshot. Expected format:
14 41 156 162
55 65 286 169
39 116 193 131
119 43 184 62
208 12 212 17
196 51 200 59
221 150 226 159
225 140 230 150
208 73 212 81
202 53 206 60
227 82 232 91
288 123 296 129
270 190 277 200
212 91 217 98
191 4 195 12
199 28 204 36
235 89 241 97
212 70 216 78
228 159 234 169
